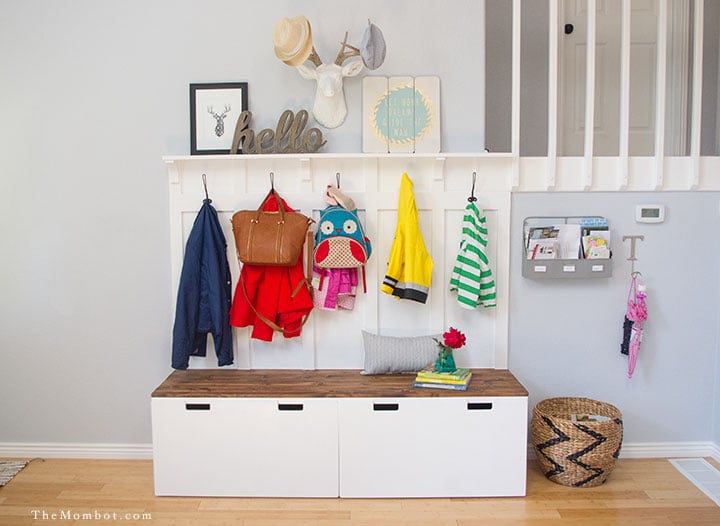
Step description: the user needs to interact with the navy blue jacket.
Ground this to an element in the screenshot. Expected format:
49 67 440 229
172 200 233 369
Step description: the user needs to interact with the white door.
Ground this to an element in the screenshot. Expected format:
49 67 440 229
559 0 661 156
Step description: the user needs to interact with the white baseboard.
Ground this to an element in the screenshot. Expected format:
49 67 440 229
528 441 720 462
0 442 153 460
619 441 720 461
2 441 718 462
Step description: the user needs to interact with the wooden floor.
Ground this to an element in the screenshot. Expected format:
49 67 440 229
1 458 719 525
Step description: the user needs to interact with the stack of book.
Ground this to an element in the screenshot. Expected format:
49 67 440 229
413 366 472 390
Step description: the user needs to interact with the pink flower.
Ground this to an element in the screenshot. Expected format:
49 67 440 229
442 327 466 349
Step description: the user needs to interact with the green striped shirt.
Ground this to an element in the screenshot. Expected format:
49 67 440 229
449 203 496 309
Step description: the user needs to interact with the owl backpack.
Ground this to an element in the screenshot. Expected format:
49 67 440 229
313 204 372 292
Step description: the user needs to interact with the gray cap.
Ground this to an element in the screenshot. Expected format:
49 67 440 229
360 21 386 70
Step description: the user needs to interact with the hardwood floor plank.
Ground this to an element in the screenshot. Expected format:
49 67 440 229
1 458 719 525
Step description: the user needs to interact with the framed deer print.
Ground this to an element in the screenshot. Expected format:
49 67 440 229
190 82 248 154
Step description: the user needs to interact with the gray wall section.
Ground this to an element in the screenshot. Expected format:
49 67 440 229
511 192 720 443
0 1 718 448
0 0 485 445
485 0 552 155
484 0 512 153
702 0 720 155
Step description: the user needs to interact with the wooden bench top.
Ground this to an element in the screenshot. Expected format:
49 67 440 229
152 369 528 398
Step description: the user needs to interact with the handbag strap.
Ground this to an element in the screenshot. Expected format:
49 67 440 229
240 226 315 334
255 190 286 222
239 271 311 334
291 229 314 298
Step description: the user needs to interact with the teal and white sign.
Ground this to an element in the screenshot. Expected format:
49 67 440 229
363 76 440 153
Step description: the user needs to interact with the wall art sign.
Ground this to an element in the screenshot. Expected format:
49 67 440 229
230 109 326 154
190 82 248 155
362 76 440 153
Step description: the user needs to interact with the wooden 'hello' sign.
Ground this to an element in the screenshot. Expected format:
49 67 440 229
230 109 326 154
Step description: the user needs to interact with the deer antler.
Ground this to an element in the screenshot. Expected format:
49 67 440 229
334 31 361 66
307 46 323 67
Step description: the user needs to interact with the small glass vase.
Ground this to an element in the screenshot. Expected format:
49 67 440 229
434 350 456 372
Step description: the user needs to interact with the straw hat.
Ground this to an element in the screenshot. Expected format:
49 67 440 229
273 16 314 67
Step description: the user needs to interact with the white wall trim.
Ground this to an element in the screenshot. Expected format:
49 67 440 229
619 441 720 461
528 441 720 462
3 441 716 462
0 442 153 460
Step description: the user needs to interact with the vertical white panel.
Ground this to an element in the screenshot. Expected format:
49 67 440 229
166 160 182 314
547 0 559 190
654 0 668 189
493 193 511 369
362 158 380 333
583 0 597 190
430 164 446 333
511 0 521 188
690 0 704 188
618 0 631 189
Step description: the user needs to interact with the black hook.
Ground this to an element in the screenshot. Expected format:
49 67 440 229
201 173 211 204
336 172 341 188
468 171 478 203
269 172 275 192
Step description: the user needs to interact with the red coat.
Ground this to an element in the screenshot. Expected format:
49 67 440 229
229 193 314 341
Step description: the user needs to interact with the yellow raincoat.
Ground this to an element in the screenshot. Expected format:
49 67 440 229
381 173 433 303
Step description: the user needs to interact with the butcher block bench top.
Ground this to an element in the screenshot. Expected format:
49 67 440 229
152 369 528 399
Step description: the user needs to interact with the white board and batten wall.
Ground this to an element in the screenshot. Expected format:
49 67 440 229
165 153 510 371
164 151 720 373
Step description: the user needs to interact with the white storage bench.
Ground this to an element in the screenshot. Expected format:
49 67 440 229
151 369 528 498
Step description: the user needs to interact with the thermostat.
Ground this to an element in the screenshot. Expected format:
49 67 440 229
635 204 665 223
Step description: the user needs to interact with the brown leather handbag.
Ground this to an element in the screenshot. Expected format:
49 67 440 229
231 190 313 266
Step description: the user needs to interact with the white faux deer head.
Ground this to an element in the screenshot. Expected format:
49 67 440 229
295 33 364 129
273 17 385 129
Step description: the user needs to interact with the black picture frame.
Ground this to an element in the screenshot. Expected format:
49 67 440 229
190 82 248 155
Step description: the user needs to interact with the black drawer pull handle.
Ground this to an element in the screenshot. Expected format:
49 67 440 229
185 403 210 411
467 402 493 411
373 403 399 411
278 403 304 411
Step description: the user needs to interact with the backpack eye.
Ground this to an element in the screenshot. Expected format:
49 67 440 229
343 219 358 234
321 220 334 235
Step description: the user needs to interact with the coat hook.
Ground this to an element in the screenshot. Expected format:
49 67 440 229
269 171 275 192
468 171 478 203
201 173 211 203
336 172 341 188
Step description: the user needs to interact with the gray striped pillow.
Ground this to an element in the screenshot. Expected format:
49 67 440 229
361 331 439 374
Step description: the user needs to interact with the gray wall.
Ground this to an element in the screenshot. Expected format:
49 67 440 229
1 0 718 450
702 0 720 155
0 0 485 445
511 192 720 444
485 0 549 155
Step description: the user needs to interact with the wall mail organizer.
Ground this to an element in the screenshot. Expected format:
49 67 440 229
522 216 612 279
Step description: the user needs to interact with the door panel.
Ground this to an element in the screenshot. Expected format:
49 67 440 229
560 0 658 156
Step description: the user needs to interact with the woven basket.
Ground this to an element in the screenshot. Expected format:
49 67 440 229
531 397 623 487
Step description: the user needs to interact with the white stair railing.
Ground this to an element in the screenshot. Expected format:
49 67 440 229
506 0 715 191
